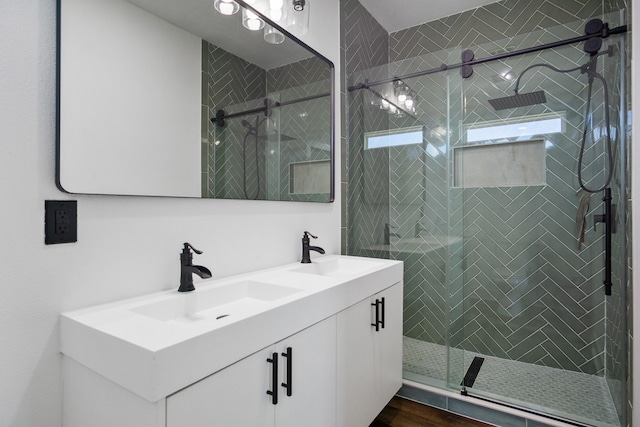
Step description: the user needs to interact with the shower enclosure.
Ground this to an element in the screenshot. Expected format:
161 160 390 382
346 14 628 427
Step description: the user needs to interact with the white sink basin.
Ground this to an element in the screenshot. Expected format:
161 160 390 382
289 257 379 277
131 281 302 322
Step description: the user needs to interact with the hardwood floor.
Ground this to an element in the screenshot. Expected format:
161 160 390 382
370 397 494 427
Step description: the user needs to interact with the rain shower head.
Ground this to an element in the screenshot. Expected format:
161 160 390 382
488 90 547 111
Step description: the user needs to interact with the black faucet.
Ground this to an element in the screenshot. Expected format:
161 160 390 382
301 231 325 263
179 243 212 292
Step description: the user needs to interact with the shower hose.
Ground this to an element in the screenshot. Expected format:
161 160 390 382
512 46 616 194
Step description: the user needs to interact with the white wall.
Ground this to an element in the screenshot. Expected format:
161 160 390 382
0 1 340 426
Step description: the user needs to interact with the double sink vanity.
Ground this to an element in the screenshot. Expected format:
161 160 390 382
61 255 403 427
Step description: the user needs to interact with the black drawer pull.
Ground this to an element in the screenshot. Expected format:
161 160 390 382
380 297 386 329
266 352 278 405
281 347 293 397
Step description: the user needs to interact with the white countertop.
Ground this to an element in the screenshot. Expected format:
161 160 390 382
60 255 403 402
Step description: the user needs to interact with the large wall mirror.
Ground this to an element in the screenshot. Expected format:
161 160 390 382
57 0 334 202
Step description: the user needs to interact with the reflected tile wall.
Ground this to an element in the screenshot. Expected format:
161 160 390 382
202 42 332 201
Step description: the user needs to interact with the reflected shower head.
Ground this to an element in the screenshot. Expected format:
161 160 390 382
488 90 547 111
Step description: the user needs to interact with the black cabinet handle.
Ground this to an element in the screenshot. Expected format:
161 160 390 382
266 352 278 405
371 300 380 331
380 297 386 329
281 347 293 397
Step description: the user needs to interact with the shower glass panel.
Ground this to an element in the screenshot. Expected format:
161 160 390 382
347 13 627 427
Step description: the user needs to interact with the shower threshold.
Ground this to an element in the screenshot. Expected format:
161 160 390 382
403 337 620 427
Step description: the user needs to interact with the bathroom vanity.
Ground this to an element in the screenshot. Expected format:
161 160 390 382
61 255 403 427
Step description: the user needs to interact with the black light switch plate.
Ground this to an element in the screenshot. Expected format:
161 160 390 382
45 200 77 244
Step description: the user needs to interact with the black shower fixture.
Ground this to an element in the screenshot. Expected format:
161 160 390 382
293 0 306 11
487 90 547 111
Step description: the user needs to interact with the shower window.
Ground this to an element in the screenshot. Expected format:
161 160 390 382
465 114 565 143
364 126 423 150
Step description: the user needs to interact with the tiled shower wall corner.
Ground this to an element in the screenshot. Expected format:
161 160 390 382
341 0 390 258
202 42 331 201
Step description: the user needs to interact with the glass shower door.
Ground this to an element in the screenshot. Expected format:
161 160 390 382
446 19 626 426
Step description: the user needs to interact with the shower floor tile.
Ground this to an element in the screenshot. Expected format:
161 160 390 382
403 337 620 427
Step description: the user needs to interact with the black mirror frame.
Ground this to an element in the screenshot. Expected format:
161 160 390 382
55 0 335 203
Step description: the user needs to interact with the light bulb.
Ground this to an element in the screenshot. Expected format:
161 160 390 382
404 99 414 109
398 93 407 104
270 0 284 8
268 8 284 21
246 18 264 30
214 0 239 15
243 9 265 30
380 99 389 110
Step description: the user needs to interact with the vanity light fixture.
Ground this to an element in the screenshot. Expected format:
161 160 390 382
214 0 240 15
371 81 418 118
214 0 310 40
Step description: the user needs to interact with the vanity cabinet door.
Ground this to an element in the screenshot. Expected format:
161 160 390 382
336 282 403 427
166 316 337 427
275 316 337 427
166 346 276 427
373 282 403 411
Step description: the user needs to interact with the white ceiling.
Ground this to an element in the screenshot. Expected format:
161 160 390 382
358 0 502 33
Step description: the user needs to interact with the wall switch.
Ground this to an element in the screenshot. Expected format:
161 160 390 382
45 200 77 244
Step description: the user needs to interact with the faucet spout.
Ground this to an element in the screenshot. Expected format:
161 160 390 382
179 243 211 292
186 265 212 278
